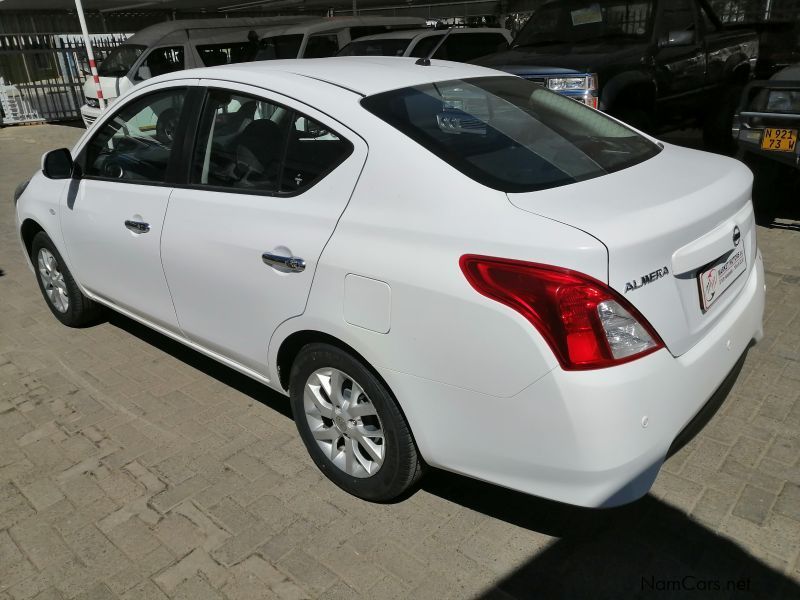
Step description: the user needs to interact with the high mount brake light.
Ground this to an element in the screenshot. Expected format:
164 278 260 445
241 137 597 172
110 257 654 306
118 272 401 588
459 255 664 370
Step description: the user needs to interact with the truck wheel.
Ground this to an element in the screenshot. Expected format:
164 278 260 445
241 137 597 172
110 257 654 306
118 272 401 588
703 85 743 155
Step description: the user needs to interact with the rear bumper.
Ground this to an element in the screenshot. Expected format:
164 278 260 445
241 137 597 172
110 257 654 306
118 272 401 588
383 250 765 507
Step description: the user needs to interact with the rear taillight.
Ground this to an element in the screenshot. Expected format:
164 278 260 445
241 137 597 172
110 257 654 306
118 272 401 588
459 255 664 370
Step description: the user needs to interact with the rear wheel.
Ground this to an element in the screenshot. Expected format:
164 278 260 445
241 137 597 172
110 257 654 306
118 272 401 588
31 231 101 327
289 343 424 501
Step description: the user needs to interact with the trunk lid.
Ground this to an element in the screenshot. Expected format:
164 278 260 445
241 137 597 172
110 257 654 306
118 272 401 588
507 143 756 357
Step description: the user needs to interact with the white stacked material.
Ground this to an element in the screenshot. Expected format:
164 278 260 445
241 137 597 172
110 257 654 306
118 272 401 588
0 78 44 125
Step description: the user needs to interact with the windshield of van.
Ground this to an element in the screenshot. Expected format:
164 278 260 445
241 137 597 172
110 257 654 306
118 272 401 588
361 76 660 193
337 38 413 57
256 35 303 60
514 1 654 47
97 44 145 77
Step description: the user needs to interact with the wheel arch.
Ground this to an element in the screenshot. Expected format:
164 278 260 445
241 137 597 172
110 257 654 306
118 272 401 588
20 218 45 259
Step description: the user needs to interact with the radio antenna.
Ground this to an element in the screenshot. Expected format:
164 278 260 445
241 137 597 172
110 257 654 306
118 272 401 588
416 27 455 66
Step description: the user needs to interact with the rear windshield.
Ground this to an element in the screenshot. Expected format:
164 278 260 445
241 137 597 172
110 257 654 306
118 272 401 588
337 38 412 57
256 35 303 60
97 44 145 77
361 76 660 193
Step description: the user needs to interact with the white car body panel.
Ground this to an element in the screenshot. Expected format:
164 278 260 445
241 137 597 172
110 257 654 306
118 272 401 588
161 79 368 377
17 58 766 507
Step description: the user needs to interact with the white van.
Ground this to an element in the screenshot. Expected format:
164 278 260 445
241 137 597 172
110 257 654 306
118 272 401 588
336 27 512 63
255 16 426 60
80 16 314 127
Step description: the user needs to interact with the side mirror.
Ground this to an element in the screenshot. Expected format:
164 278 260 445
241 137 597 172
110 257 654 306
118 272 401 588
659 30 695 48
42 148 74 179
136 65 152 80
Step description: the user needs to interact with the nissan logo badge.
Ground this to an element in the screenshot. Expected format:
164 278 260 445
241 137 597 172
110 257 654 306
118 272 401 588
733 225 741 247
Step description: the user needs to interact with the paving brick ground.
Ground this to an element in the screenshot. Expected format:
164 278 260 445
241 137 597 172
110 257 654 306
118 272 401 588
1 123 799 599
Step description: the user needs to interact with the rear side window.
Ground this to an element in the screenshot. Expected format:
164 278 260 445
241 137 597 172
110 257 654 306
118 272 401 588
257 35 303 60
409 35 443 58
305 34 340 58
191 89 353 194
84 88 185 183
337 38 412 57
361 76 660 193
197 42 256 66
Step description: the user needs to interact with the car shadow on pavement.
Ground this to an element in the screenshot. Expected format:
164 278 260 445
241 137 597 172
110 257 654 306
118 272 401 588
423 472 799 599
105 311 293 419
103 302 797 599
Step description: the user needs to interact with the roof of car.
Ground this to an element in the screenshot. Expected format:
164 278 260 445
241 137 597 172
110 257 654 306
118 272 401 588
126 16 316 46
178 56 505 96
351 27 511 43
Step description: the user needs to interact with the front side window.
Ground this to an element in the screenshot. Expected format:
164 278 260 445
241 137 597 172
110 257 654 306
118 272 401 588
361 76 660 193
337 38 412 57
135 46 184 80
191 89 353 194
659 0 697 40
514 1 655 47
409 35 444 58
84 88 185 183
97 44 145 77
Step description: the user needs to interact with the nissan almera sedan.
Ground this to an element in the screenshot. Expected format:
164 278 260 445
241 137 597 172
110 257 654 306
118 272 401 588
15 57 765 508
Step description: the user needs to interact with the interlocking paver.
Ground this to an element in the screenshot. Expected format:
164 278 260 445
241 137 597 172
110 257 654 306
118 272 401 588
1 124 799 599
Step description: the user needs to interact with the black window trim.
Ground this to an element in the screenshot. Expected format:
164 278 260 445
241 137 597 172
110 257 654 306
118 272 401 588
172 85 355 199
75 85 202 188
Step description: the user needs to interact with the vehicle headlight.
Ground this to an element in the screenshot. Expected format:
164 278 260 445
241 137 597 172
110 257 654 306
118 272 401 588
85 97 99 109
766 90 800 112
546 74 597 91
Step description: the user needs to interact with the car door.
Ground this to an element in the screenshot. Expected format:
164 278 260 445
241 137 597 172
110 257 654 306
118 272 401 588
61 83 195 331
654 0 707 105
161 84 367 376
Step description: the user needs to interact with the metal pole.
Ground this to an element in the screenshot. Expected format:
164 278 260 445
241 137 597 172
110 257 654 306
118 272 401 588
74 0 105 110
352 0 357 16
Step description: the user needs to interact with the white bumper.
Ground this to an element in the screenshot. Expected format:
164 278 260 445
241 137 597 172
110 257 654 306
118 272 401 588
382 250 766 508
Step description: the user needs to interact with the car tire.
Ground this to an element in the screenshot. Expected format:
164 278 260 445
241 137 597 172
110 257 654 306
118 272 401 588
30 231 101 327
289 343 424 502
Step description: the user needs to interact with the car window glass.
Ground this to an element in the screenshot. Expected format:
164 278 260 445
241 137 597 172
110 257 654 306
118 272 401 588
197 42 256 66
280 113 353 193
337 38 411 56
256 34 303 59
436 33 509 62
191 90 291 192
305 34 340 58
361 76 660 193
698 4 717 32
84 88 185 183
135 46 184 80
409 34 444 58
660 0 696 38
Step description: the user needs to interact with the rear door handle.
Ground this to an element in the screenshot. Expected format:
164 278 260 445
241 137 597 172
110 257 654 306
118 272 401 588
124 220 150 234
262 252 305 273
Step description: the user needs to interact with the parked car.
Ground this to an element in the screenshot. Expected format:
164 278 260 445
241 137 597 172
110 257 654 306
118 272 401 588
733 63 799 216
474 0 758 150
79 16 315 127
336 27 511 62
254 17 426 60
16 58 764 508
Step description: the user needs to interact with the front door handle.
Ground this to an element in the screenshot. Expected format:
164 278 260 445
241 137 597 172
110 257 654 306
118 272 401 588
262 252 305 273
124 220 150 234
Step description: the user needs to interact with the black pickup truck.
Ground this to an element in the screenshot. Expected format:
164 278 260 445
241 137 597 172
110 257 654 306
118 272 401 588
475 0 758 150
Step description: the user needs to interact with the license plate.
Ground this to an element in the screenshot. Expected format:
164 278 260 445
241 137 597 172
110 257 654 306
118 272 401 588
698 247 747 311
760 128 797 152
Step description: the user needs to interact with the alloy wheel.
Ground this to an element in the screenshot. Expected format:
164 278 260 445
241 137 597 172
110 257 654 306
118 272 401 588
37 248 69 313
303 367 385 478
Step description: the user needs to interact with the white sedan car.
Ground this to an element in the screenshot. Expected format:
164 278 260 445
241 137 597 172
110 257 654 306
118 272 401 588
15 58 765 507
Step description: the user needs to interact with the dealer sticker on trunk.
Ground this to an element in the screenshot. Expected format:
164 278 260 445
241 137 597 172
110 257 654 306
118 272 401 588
698 247 747 312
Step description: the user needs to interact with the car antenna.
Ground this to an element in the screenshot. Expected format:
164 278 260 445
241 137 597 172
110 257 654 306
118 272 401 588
416 27 455 66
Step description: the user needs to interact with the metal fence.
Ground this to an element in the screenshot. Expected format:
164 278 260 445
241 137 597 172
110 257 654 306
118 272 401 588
0 33 127 123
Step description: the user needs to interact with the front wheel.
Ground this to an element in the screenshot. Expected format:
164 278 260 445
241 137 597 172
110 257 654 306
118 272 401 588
289 343 424 501
31 231 101 327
